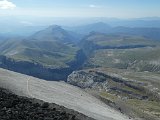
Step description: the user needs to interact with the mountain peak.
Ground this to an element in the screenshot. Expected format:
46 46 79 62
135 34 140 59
30 25 74 42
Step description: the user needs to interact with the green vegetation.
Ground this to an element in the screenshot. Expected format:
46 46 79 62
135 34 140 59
86 34 156 46
100 92 117 102
100 91 160 120
86 47 160 72
80 33 160 72
127 99 160 119
0 40 79 68
81 33 159 49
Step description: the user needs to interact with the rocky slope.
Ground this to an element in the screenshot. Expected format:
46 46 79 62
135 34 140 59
67 68 160 120
0 68 130 120
0 88 94 120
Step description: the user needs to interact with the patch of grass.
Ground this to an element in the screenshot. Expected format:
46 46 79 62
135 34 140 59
127 99 160 119
100 91 118 102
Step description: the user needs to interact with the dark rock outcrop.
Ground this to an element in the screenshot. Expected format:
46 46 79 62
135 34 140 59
0 88 94 120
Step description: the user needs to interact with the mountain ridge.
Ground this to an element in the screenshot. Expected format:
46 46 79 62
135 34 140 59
30 25 75 43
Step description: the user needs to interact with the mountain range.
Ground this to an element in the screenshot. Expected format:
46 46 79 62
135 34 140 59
66 22 160 40
0 25 86 80
0 21 160 120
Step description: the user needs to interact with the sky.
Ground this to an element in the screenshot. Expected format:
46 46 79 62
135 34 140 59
0 0 160 18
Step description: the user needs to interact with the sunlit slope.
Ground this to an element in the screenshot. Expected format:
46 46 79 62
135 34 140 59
86 47 160 72
0 25 80 68
80 33 160 72
0 39 78 68
0 68 130 120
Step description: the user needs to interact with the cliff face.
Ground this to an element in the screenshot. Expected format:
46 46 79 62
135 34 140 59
0 50 86 81
0 55 70 80
67 71 107 89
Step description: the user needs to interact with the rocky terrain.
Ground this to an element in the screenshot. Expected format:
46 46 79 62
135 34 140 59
67 68 160 120
0 87 94 120
0 68 130 120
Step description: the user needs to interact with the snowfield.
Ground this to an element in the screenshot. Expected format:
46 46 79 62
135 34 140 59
0 68 131 120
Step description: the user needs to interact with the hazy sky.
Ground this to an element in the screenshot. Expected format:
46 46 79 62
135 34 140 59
0 0 160 18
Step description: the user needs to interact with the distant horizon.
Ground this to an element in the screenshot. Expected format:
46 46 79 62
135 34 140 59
0 16 160 28
1 15 160 19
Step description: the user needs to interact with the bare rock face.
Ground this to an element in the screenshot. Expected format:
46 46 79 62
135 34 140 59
67 68 160 120
67 70 108 90
67 69 160 100
67 71 94 88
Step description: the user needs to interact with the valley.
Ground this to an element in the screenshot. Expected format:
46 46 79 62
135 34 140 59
0 26 86 80
1 0 160 119
0 22 160 120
